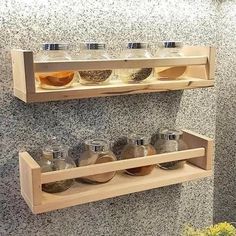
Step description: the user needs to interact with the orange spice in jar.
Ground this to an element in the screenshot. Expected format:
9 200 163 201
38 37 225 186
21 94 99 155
121 134 156 176
37 71 75 89
35 43 76 89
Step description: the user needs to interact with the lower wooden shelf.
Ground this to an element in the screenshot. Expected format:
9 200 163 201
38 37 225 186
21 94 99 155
19 129 213 214
36 164 211 214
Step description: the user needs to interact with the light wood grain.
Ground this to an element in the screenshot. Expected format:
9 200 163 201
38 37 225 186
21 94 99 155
206 47 216 80
41 148 205 184
18 129 213 214
34 164 212 214
11 50 35 97
11 46 215 103
34 56 207 72
182 129 213 170
24 77 213 102
19 152 42 210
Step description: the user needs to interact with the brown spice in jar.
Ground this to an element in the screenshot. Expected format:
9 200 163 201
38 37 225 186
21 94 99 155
79 70 112 83
80 155 116 183
130 68 152 82
38 71 75 87
121 145 156 176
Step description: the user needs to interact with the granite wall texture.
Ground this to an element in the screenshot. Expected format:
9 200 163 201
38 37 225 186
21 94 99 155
214 1 236 224
0 0 234 235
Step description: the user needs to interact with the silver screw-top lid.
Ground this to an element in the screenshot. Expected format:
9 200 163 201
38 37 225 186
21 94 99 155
85 139 110 153
42 43 69 51
158 41 183 48
159 129 183 140
128 133 149 146
127 42 149 49
81 42 106 50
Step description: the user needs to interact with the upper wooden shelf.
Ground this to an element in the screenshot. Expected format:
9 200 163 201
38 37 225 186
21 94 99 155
11 46 215 103
19 129 213 214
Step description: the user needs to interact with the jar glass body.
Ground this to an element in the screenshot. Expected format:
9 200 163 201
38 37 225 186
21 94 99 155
155 41 186 79
121 134 156 176
118 44 153 83
78 139 117 184
77 45 113 85
40 138 76 193
35 44 76 90
155 129 188 170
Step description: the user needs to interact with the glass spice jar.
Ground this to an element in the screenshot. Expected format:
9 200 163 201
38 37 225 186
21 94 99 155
39 137 76 193
157 41 183 57
155 41 186 79
77 42 113 85
154 128 188 170
117 42 153 83
35 43 76 90
78 139 117 184
121 134 156 176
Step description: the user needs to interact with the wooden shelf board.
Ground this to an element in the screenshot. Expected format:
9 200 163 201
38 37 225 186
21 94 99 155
33 164 212 214
16 77 214 103
34 56 208 72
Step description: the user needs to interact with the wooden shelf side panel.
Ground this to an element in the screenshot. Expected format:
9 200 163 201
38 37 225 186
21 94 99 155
11 50 36 99
182 130 213 170
19 152 42 210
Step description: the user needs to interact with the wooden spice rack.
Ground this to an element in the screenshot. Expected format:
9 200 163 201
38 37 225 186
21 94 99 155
11 46 215 103
19 130 213 214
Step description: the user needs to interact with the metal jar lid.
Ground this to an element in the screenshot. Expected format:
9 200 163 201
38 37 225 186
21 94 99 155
158 41 183 48
128 133 149 146
85 139 110 153
127 42 149 49
159 129 183 140
42 43 69 51
81 42 106 50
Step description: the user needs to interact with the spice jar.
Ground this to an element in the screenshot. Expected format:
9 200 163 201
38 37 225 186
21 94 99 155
154 128 188 170
39 137 76 193
35 43 76 89
157 41 183 57
78 139 117 184
77 42 113 85
155 41 186 79
117 42 153 83
121 134 156 176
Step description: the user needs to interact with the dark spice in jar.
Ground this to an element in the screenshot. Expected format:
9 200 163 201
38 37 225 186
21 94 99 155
130 68 152 82
79 70 112 84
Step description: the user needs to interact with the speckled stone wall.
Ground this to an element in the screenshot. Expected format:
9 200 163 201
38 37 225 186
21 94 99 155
0 0 233 235
214 1 236 224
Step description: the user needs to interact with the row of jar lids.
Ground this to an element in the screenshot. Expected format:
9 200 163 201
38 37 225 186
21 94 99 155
42 41 183 51
44 129 183 153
